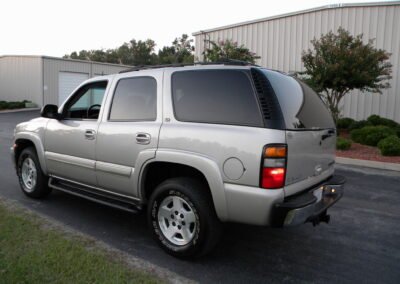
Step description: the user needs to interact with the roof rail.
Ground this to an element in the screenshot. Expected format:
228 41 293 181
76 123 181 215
119 59 259 73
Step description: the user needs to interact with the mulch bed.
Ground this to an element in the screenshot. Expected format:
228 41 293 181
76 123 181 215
337 131 400 164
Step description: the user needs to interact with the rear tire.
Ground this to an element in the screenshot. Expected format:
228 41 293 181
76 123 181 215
17 147 51 199
148 177 222 258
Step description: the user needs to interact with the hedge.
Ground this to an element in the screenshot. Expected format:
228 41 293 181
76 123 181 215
378 135 400 156
350 126 396 146
336 117 355 129
0 100 29 110
336 137 352 150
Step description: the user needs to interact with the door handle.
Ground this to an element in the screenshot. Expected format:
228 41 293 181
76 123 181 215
136 133 151 145
85 129 96 140
321 129 335 140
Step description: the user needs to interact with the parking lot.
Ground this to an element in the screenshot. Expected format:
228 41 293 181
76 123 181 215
1 110 399 283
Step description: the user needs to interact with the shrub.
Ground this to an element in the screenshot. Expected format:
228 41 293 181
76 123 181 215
0 101 7 110
395 126 400 138
0 100 27 110
349 120 372 131
336 137 352 150
378 135 400 156
367 114 398 128
367 114 382 125
336 117 355 129
350 126 395 146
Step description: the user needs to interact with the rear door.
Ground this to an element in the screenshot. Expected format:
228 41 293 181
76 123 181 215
95 71 162 197
263 70 336 195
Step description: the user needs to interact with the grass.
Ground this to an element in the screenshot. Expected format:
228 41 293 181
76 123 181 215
0 201 161 284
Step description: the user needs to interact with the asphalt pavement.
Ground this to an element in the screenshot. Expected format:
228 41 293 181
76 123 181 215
1 110 399 283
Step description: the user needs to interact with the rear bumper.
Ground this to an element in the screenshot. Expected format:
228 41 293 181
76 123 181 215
271 175 345 227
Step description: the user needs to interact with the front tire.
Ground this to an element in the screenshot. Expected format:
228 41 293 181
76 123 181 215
148 177 222 258
17 147 51 199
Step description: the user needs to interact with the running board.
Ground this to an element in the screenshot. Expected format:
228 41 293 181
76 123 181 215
49 177 142 213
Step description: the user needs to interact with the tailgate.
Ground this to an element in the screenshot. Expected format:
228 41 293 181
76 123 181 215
260 69 337 196
285 130 336 191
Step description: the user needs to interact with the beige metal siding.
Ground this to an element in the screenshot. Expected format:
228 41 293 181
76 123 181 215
0 56 42 105
43 58 91 105
194 3 400 122
92 63 128 76
43 58 128 105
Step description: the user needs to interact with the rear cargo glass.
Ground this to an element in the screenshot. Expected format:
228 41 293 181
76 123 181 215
262 70 335 130
172 70 264 127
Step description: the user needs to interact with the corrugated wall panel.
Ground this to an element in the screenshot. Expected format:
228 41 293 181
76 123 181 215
194 4 400 122
92 64 127 76
43 58 91 105
43 58 127 105
394 7 400 122
0 56 42 106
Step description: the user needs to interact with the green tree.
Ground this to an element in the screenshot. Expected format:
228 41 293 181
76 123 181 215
129 39 158 66
203 39 260 64
64 35 195 66
158 34 194 64
301 27 392 122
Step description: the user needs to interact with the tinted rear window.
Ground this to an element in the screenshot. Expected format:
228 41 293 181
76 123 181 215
262 70 335 129
172 70 264 127
109 77 157 121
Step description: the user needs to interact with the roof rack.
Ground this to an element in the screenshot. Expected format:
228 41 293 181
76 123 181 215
119 59 259 73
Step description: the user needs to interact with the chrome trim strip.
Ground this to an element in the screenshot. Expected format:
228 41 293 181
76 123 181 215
45 152 95 169
49 175 140 201
96 161 133 177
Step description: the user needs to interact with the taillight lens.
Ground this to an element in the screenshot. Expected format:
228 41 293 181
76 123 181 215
262 168 285 189
261 144 287 189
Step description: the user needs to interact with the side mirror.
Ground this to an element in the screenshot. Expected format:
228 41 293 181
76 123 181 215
41 104 60 119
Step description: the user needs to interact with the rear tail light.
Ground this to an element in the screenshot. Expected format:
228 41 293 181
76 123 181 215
260 145 287 189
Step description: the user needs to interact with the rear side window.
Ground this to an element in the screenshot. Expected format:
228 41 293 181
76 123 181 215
262 70 335 129
172 70 264 127
109 77 157 121
297 81 335 129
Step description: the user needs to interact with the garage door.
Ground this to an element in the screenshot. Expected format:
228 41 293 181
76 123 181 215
58 72 89 105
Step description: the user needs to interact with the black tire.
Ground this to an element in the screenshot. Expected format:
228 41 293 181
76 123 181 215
17 147 51 199
148 177 222 258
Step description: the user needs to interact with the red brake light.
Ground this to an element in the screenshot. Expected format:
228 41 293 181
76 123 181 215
262 168 285 189
261 144 287 189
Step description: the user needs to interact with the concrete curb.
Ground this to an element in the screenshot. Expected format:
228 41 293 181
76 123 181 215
0 108 40 114
336 157 400 172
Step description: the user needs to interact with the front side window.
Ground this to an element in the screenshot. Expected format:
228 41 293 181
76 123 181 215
109 77 157 121
63 81 107 120
172 70 264 127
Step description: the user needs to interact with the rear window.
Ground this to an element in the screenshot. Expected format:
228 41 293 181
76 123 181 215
172 70 264 127
262 70 335 129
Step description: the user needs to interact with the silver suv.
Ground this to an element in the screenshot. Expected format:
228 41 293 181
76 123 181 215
11 62 344 258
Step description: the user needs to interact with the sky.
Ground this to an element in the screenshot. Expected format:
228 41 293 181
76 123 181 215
0 0 386 57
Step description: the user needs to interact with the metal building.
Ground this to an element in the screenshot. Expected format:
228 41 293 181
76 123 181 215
0 55 130 107
193 1 400 122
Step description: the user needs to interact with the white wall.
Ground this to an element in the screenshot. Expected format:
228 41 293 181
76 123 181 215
0 56 42 105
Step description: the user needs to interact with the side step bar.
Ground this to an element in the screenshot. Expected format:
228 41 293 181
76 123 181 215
49 177 142 213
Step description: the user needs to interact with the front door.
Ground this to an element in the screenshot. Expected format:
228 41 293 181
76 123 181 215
44 80 108 186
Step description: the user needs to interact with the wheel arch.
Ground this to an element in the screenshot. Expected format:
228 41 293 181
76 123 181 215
14 132 48 175
139 150 228 221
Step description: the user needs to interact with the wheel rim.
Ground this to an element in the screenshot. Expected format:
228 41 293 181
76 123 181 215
21 157 37 192
157 195 197 246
